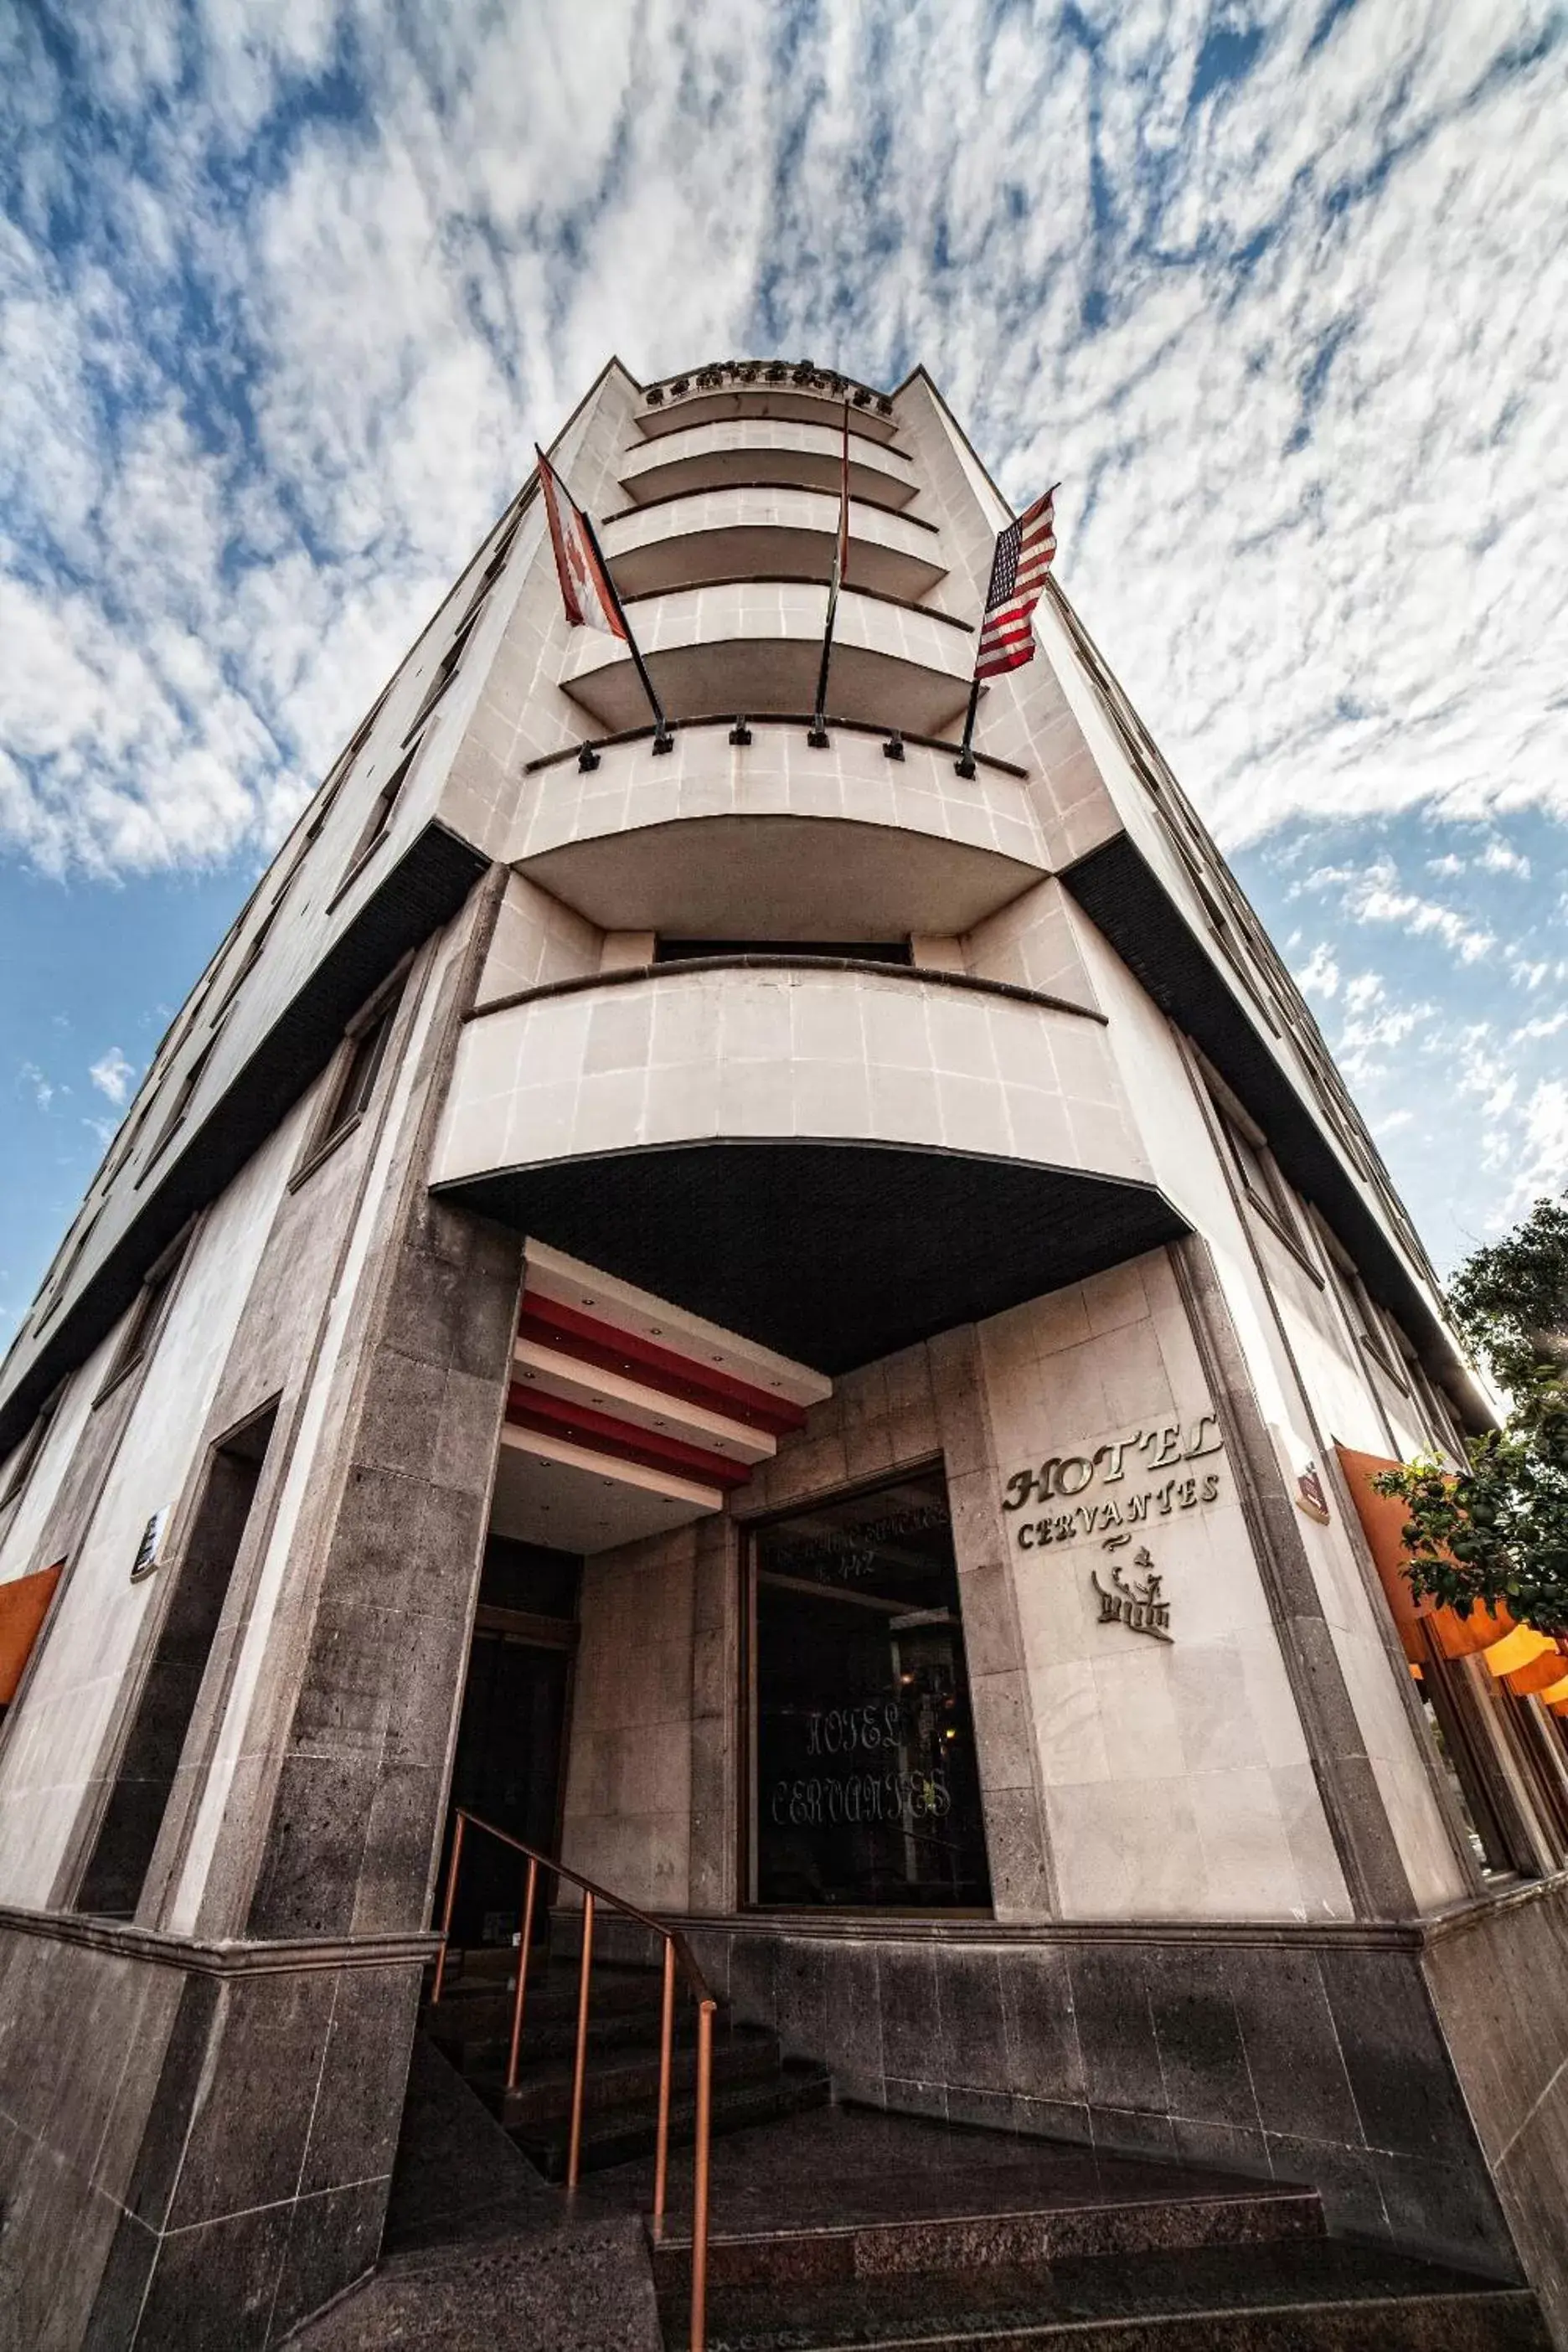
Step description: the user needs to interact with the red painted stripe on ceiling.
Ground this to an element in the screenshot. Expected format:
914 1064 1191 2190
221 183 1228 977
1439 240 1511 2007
506 1382 755 1489
518 1292 807 1434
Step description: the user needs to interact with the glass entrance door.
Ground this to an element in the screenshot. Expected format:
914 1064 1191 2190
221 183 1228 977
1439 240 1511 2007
749 1467 992 1911
442 1535 580 1949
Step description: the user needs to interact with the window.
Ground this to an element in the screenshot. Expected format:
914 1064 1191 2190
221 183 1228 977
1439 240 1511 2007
1219 1106 1305 1246
141 1032 221 1178
96 1230 191 1401
402 598 484 744
342 742 419 882
747 1468 992 1911
1314 1216 1409 1387
312 980 404 1158
1412 1637 1519 1879
1 1394 59 1511
76 1402 279 1919
654 938 912 966
37 1210 103 1328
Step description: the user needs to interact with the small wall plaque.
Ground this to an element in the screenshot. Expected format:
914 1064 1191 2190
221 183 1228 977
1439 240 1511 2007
130 1509 168 1583
1296 1464 1331 1524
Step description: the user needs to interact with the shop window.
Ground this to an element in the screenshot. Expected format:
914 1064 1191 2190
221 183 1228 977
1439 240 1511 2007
655 938 912 966
747 1467 992 1911
1411 1638 1520 1879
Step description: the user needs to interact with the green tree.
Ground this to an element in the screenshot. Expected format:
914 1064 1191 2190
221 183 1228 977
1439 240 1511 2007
1372 1192 1568 1638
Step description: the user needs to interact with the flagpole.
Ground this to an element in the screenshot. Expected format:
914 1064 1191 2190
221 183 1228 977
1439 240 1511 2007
954 676 982 780
809 401 852 749
580 508 673 751
808 592 838 750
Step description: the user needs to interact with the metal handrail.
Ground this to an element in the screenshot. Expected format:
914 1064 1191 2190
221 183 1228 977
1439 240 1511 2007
431 1808 716 2350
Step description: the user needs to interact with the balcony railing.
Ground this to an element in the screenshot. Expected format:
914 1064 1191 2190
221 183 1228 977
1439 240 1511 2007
431 1808 717 2350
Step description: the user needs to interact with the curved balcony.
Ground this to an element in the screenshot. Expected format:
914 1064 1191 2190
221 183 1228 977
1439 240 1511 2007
432 962 1184 1371
616 418 918 513
601 486 946 604
636 382 901 446
508 721 1047 936
558 581 973 736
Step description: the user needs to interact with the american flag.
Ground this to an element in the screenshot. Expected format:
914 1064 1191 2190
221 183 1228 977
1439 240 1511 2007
974 486 1057 680
536 447 627 639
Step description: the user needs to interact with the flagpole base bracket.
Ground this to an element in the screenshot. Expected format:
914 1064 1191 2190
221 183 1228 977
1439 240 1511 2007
652 727 675 756
728 718 752 745
576 743 601 772
806 723 830 750
954 753 977 779
883 731 905 762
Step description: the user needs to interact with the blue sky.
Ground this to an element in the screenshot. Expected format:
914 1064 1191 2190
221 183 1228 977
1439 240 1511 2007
3 0 1566 1342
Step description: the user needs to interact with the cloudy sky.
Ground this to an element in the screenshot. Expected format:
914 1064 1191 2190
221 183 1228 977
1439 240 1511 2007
3 0 1565 1340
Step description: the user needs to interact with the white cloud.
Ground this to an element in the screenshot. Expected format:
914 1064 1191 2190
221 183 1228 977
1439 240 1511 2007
88 1046 135 1106
1508 1078 1568 1215
1297 941 1339 998
18 1062 52 1112
0 2 1565 881
1299 855 1495 964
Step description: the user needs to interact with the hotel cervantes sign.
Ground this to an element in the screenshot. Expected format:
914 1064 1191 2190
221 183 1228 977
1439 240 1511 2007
1001 1416 1226 1552
1002 1416 1227 1647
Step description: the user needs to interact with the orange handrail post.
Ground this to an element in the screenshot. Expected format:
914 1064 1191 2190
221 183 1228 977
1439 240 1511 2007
435 1808 714 2348
430 1808 466 2004
652 1936 677 2226
507 1855 539 2092
566 1891 596 2189
690 1999 714 2352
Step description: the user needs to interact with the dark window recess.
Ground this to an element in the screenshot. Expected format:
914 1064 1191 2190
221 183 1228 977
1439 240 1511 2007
100 1231 190 1395
404 611 480 742
145 1034 219 1171
77 1402 278 1919
1 1395 59 1510
318 986 401 1146
750 1467 992 1911
346 742 418 873
478 1532 582 1620
654 938 912 965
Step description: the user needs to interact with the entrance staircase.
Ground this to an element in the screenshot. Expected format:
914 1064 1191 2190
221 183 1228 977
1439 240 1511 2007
426 1943 830 2179
286 1939 1550 2352
290 1813 1549 2351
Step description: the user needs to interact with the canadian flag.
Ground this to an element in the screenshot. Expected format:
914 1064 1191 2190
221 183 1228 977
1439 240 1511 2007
536 448 627 639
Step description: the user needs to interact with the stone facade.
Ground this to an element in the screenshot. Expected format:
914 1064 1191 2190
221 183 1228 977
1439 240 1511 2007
2 357 1566 2347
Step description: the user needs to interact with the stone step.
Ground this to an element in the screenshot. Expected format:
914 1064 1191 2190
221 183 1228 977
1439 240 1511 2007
426 1958 666 2030
666 2241 1548 2352
487 2022 782 2128
649 2183 1323 2296
426 1989 697 2071
508 2057 833 2181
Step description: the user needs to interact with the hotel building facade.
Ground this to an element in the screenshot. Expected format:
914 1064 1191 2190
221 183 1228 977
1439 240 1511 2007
2 358 1567 2347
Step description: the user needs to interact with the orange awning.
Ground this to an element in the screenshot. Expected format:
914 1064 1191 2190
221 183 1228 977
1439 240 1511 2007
1507 1651 1568 1699
1335 1446 1437 1664
0 1561 63 1704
